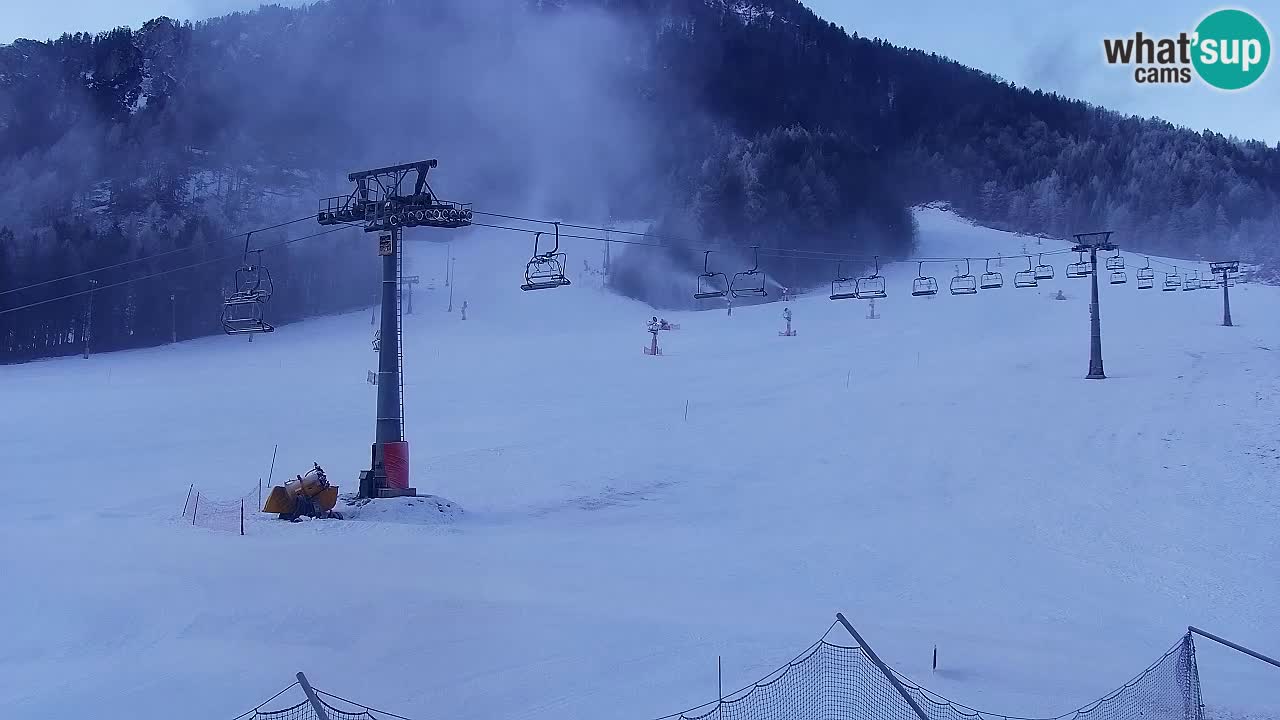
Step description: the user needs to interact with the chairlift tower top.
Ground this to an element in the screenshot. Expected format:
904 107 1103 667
1210 260 1239 327
318 158 473 233
1071 231 1116 253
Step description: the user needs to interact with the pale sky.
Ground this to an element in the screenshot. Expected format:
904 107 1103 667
1 0 1276 143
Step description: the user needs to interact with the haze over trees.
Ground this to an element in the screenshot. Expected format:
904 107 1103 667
2 0 1277 360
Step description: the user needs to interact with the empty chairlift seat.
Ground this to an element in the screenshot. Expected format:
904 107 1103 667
830 262 858 300
1014 256 1038 288
911 262 938 297
1066 252 1091 278
855 256 887 299
222 293 274 335
694 251 730 300
1136 259 1155 290
1105 250 1125 271
979 259 1003 289
221 240 274 336
1163 270 1181 291
730 246 767 298
1110 269 1128 284
950 260 978 295
521 227 571 291
1034 254 1055 280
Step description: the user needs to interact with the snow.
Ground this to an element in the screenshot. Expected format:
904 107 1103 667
1 208 1278 720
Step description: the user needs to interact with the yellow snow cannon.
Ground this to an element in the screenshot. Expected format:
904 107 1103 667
262 463 342 520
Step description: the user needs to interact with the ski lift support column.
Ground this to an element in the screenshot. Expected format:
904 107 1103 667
1210 261 1239 327
317 158 473 498
1073 231 1116 380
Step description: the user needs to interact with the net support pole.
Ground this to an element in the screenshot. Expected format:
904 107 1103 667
836 613 929 720
297 672 332 720
1189 626 1280 669
717 655 723 720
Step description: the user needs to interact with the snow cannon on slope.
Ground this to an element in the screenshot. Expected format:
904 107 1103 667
262 463 343 521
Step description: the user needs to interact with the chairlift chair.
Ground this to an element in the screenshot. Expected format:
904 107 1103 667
1014 256 1038 288
1163 268 1181 291
222 292 274 335
694 251 730 300
911 261 938 296
950 260 978 295
979 258 1003 289
730 246 767 298
1105 249 1125 271
1033 254 1055 281
221 237 274 336
1066 252 1091 278
855 256 887 299
1136 258 1154 290
1110 269 1127 285
521 224 572 291
1200 277 1215 290
1182 271 1198 291
830 261 858 300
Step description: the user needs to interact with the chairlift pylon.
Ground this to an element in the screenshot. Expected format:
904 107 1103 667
950 259 977 295
1136 258 1154 290
1014 256 1038 288
911 261 938 297
855 256 887 299
694 250 730 300
730 246 767 298
1034 254 1055 281
520 223 571 291
830 261 858 300
979 258 1003 289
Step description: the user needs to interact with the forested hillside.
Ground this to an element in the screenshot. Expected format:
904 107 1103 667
2 0 1277 361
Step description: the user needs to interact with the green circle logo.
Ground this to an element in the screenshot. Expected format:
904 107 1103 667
1192 9 1270 90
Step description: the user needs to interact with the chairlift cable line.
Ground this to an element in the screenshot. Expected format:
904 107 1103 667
0 222 360 317
478 208 1235 273
0 213 319 298
4 206 1224 321
475 209 1081 263
470 219 1076 266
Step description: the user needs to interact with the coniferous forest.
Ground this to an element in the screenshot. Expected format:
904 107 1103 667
2 0 1278 361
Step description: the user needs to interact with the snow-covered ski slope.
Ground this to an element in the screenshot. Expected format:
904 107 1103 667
1 208 1277 720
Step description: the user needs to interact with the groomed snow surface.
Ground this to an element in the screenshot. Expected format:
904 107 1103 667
1 209 1276 719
